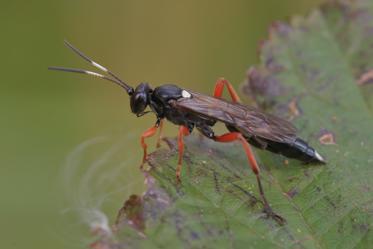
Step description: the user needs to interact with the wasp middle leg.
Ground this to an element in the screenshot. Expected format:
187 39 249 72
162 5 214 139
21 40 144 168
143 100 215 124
176 125 190 183
156 119 164 148
213 132 286 225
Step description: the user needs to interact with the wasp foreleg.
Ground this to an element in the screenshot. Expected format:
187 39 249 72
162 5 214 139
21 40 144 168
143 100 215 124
140 125 159 168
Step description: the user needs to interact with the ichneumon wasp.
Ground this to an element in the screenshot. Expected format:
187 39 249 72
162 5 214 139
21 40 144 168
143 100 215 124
49 41 325 225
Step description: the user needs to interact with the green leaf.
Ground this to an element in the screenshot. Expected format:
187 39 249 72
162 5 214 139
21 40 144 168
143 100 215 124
93 1 373 248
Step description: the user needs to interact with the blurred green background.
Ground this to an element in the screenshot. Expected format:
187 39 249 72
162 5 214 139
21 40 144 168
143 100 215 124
1 1 324 248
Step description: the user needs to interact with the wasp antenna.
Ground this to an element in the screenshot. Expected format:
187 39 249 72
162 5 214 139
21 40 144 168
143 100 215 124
63 40 134 95
48 66 130 90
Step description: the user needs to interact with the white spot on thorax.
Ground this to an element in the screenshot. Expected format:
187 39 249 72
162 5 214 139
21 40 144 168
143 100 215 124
182 90 191 98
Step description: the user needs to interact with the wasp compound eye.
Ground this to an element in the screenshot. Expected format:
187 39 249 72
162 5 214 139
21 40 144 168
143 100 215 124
130 83 150 115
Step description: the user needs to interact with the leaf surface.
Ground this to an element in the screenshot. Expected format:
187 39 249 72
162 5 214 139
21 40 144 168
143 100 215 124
96 1 373 248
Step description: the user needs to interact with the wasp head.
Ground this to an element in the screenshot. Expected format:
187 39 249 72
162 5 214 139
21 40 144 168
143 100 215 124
130 83 152 116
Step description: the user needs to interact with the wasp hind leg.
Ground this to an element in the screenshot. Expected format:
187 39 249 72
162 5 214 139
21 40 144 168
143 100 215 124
213 78 241 103
176 126 190 183
214 132 286 225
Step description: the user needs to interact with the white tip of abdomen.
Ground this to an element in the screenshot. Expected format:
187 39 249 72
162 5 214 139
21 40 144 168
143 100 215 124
315 150 325 163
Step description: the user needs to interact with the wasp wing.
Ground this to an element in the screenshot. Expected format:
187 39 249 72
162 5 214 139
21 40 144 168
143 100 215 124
171 91 297 143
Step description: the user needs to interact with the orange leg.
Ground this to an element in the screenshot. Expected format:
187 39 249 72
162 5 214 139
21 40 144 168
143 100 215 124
156 119 164 148
214 132 286 225
213 78 241 103
140 125 158 167
176 126 190 182
214 132 259 174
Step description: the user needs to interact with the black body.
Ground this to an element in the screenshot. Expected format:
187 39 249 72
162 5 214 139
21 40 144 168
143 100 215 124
145 84 323 164
151 84 216 134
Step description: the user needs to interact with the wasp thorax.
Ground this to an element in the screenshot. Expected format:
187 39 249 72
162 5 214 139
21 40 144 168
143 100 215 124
130 83 151 115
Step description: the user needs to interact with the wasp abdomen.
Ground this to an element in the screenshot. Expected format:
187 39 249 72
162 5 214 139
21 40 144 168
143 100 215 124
265 138 325 164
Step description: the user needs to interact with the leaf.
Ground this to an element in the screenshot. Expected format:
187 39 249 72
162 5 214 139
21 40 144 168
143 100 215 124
93 1 373 248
